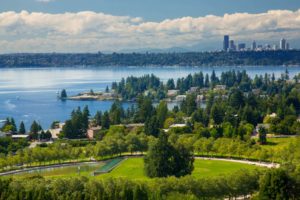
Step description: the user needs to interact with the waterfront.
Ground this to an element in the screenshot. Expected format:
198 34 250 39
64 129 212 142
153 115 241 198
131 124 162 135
0 66 299 129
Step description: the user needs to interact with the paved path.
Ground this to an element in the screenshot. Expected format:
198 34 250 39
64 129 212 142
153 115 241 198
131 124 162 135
195 157 280 168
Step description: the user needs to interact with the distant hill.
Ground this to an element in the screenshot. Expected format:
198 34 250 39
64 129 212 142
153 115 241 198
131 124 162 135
0 50 300 67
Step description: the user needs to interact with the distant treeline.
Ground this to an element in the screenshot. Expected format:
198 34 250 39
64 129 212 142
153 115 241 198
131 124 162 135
0 50 300 67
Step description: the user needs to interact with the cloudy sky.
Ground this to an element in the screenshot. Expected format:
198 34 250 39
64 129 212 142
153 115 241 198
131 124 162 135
0 0 300 53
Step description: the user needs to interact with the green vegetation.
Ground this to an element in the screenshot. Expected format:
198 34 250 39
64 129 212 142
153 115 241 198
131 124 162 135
144 133 194 178
98 158 259 180
1 69 300 199
1 51 300 67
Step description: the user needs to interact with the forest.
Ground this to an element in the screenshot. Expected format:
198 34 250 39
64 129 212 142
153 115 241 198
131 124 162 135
0 50 300 67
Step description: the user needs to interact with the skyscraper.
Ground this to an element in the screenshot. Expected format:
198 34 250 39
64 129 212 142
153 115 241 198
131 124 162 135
223 35 229 51
251 41 256 51
286 43 290 50
229 40 236 51
280 38 286 50
238 43 246 51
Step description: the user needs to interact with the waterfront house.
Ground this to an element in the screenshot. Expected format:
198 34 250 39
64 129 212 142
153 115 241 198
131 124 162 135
175 95 186 102
11 134 30 140
167 90 179 97
87 126 102 139
196 95 204 102
49 122 65 140
214 85 226 92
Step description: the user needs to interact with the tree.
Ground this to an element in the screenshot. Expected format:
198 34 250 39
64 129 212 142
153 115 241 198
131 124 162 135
144 133 194 178
19 121 26 134
144 116 159 137
156 101 168 128
259 169 294 200
101 111 110 129
60 89 67 99
258 126 267 145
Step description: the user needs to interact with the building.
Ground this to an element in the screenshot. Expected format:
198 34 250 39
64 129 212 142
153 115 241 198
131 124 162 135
48 122 65 140
286 43 290 50
87 126 102 139
11 134 30 140
251 41 257 50
280 38 286 50
175 95 186 102
273 44 278 51
125 123 144 131
214 85 226 91
229 40 236 51
196 95 204 102
238 43 246 51
223 35 229 51
167 90 179 97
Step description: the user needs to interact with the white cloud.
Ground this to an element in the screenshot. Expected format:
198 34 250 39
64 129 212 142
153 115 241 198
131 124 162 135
0 9 299 53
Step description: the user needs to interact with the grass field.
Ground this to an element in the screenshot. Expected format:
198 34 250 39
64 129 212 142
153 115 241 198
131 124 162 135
97 158 259 180
9 157 260 180
261 137 296 151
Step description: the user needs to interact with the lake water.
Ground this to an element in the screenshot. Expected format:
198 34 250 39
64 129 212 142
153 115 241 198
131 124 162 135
0 66 299 129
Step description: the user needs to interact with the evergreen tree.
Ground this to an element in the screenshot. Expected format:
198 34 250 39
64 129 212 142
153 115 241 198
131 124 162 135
101 111 110 129
19 121 26 134
259 169 293 200
60 89 67 99
156 101 168 128
258 126 267 145
144 133 194 178
144 116 159 137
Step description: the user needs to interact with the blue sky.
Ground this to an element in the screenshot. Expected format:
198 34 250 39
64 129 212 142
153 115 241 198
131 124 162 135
0 0 300 52
1 0 300 21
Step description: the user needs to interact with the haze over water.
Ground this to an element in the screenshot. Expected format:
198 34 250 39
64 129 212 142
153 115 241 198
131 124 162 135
0 66 299 129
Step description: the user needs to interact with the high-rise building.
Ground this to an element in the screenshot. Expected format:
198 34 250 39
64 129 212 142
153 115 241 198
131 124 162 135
223 35 229 51
286 43 290 50
229 40 236 51
238 43 246 51
251 41 257 50
280 38 286 50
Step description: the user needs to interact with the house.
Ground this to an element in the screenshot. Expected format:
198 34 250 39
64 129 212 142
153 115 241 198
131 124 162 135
214 85 226 92
0 131 6 138
199 88 209 94
87 126 102 139
11 134 30 140
167 90 179 97
175 95 186 102
187 87 198 94
49 122 65 140
252 89 261 95
170 124 187 128
269 113 277 118
125 123 144 130
196 95 204 102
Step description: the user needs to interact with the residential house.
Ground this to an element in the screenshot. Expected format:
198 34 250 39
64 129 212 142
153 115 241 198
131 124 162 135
87 126 102 139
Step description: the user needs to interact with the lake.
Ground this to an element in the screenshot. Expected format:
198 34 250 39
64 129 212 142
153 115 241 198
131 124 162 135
0 66 299 129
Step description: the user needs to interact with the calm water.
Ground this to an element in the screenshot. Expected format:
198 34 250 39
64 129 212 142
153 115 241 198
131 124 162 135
0 66 299 129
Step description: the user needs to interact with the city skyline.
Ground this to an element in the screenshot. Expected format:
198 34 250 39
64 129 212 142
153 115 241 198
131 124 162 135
223 35 292 52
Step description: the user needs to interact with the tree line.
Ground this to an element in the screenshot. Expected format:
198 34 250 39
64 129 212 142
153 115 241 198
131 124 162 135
1 50 300 67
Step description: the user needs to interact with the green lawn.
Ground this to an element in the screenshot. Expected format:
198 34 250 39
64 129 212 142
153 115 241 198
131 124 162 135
97 158 259 180
9 157 260 180
261 137 296 151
